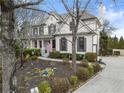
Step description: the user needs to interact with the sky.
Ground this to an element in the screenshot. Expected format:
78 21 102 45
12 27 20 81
39 0 124 38
103 0 124 38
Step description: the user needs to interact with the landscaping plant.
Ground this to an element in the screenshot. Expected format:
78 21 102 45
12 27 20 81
80 59 89 68
38 81 52 93
93 63 101 74
88 64 94 77
51 77 70 93
69 75 78 87
85 52 97 62
76 67 89 81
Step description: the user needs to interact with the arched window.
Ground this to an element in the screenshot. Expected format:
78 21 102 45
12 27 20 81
48 24 56 34
77 37 86 52
60 37 67 51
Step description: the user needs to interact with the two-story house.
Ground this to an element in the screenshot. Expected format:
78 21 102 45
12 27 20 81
23 12 102 57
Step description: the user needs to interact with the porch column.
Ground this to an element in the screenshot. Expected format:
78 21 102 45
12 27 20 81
41 40 45 56
37 40 39 48
30 40 33 48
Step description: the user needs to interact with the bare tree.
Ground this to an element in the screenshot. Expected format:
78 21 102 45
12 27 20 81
60 0 92 73
22 0 99 73
0 0 44 93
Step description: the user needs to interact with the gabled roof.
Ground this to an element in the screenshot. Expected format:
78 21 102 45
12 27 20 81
80 11 96 20
30 11 99 26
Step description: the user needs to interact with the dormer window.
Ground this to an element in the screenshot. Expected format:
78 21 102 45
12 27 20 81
39 26 44 35
33 27 38 36
48 24 56 34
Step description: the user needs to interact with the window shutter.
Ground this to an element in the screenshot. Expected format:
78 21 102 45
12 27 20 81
60 39 61 51
84 38 86 51
77 38 79 51
54 25 56 33
48 25 50 34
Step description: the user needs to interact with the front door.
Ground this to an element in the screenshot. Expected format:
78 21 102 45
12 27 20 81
52 39 56 49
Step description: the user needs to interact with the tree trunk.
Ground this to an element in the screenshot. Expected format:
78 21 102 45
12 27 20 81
72 34 77 73
1 1 16 93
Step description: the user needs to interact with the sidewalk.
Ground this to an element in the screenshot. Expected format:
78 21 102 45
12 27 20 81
38 57 80 63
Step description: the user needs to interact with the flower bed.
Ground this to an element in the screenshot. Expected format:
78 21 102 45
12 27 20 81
15 59 101 93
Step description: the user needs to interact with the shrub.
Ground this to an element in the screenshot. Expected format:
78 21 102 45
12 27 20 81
76 67 89 81
85 52 97 62
80 59 89 68
24 48 41 56
51 77 70 93
31 55 38 61
69 75 78 87
93 63 101 74
107 48 113 55
38 81 52 93
76 54 84 61
60 53 70 58
49 51 61 58
88 64 94 77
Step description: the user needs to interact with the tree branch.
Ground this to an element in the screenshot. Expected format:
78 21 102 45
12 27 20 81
61 0 75 17
14 0 44 9
22 7 70 26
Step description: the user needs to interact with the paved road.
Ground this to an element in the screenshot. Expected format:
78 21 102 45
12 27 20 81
73 56 124 93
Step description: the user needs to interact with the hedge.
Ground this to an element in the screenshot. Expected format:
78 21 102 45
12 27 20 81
15 48 41 58
85 52 97 62
49 51 84 61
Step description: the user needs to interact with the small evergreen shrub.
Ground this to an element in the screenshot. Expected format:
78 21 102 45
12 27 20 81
38 81 52 93
31 55 38 61
51 77 70 93
93 63 101 73
60 53 70 58
85 52 97 62
49 51 61 58
69 75 78 87
76 67 89 81
88 64 94 77
76 54 84 61
80 59 89 68
24 48 41 56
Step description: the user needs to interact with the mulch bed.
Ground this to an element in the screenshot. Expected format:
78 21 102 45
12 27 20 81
15 59 76 93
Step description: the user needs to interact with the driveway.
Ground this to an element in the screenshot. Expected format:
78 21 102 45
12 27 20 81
73 56 124 93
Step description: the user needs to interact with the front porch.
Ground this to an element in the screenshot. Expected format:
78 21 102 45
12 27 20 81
30 38 56 57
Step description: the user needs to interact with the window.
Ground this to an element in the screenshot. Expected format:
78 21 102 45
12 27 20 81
60 37 67 51
77 37 86 52
39 41 42 48
34 40 37 48
33 27 38 35
48 24 56 34
39 26 44 35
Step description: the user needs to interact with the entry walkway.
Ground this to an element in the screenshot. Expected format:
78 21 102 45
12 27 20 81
38 57 80 63
74 56 124 93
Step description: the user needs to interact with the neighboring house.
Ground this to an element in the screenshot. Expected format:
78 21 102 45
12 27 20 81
21 12 102 57
113 49 124 56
